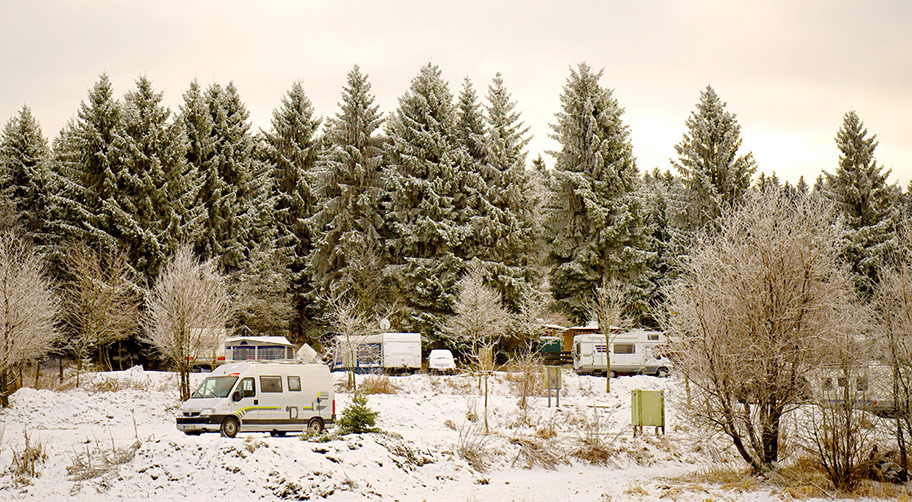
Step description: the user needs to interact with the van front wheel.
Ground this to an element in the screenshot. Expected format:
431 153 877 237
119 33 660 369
220 417 240 438
308 417 324 435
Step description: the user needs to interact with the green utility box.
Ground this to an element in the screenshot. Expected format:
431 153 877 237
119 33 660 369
631 390 665 437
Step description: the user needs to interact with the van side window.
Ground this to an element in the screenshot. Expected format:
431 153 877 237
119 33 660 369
613 344 635 354
240 377 256 398
647 334 659 341
261 376 283 393
288 376 301 392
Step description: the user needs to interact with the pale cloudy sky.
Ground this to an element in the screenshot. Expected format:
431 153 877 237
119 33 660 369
1 0 910 185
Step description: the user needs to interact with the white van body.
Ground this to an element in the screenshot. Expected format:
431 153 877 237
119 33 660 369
176 362 334 437
332 332 422 372
572 330 669 377
428 349 456 373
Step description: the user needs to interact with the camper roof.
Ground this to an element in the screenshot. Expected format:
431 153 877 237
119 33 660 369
225 336 294 347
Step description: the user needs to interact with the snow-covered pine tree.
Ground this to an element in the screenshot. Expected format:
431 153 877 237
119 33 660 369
50 74 122 260
383 63 464 338
756 171 781 193
673 85 756 231
108 76 198 281
825 110 900 295
452 78 489 264
0 106 55 246
180 79 216 193
640 168 686 322
195 82 277 272
307 66 386 313
477 73 536 311
259 81 322 334
545 63 650 323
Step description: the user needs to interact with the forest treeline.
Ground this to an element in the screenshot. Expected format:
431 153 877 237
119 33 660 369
0 62 905 353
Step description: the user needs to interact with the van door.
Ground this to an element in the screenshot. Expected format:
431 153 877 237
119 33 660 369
258 375 286 427
235 377 259 427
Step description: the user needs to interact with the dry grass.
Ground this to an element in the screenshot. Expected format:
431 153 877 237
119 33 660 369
10 430 47 486
361 373 399 395
509 436 566 470
455 423 490 472
571 413 621 466
67 439 141 481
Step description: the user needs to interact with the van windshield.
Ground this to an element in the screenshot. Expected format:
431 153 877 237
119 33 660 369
191 376 238 399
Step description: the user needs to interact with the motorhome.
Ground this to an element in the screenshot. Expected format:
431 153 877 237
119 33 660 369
331 332 422 373
572 329 670 377
176 362 334 438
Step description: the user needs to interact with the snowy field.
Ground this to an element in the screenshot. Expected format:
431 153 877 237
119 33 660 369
0 367 901 501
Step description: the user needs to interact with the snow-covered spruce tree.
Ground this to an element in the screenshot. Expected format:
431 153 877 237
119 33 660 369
640 169 686 320
108 76 198 281
0 232 60 407
478 73 537 311
0 106 55 248
673 85 756 232
180 79 217 200
545 63 650 323
50 74 122 262
824 111 900 296
307 66 387 314
195 82 277 273
383 64 464 339
259 81 321 335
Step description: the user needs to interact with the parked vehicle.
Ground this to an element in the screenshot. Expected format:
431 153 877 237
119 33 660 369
176 362 334 438
331 332 422 373
428 349 456 374
812 364 898 417
572 329 669 377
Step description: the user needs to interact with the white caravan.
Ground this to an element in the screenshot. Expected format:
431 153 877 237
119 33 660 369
176 362 334 438
332 332 422 373
572 329 670 377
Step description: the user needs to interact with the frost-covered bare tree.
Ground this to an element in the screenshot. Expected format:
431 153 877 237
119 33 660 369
143 245 232 401
447 262 510 433
321 291 384 392
0 232 59 407
875 223 912 477
587 280 630 393
664 189 863 473
62 245 140 385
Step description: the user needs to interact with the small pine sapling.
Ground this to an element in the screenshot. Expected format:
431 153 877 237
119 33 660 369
337 392 380 435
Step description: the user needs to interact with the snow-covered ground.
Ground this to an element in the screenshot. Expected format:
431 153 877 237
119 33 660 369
0 366 899 501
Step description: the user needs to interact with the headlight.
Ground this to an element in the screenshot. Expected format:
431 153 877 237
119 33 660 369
200 408 215 417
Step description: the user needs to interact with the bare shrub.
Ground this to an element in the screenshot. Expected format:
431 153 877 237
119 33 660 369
456 423 491 472
510 436 566 470
361 373 398 395
10 430 47 485
571 412 620 466
62 245 139 384
67 437 141 481
587 280 630 393
322 291 386 392
143 245 231 401
664 190 866 473
0 231 61 407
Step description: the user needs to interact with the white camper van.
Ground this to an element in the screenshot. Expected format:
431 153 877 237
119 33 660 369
332 332 422 373
573 330 669 377
176 362 334 438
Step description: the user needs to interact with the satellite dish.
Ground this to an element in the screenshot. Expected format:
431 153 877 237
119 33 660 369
379 318 391 331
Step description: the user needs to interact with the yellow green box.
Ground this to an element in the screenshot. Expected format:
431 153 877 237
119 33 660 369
631 390 664 427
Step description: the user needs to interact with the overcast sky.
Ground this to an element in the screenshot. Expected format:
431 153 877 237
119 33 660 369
2 0 910 185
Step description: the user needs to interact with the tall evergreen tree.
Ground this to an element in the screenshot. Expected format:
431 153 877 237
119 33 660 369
51 74 122 259
476 73 536 310
308 66 386 312
383 63 464 338
108 76 197 280
0 106 54 245
673 85 756 231
259 81 322 334
825 111 900 295
545 63 650 322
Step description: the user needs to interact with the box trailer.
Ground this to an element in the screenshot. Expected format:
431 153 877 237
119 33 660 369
572 329 670 377
332 332 422 373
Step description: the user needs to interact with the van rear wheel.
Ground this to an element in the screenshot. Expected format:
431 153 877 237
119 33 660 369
220 417 240 438
308 417 324 434
656 367 670 378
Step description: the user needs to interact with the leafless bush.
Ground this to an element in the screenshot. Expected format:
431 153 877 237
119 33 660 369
143 245 231 401
571 412 621 466
456 422 491 472
587 280 630 393
506 349 543 413
0 231 61 407
509 436 566 470
67 436 141 481
664 190 866 473
10 430 47 485
361 373 399 395
322 291 386 392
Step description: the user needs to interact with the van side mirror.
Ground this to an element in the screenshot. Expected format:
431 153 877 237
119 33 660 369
232 391 242 402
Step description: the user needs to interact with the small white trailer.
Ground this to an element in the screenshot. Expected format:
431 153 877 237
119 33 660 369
572 329 670 377
332 332 422 373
